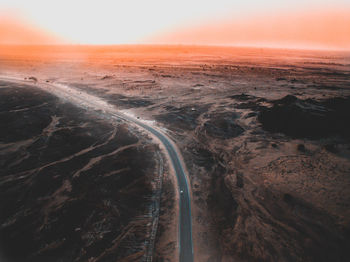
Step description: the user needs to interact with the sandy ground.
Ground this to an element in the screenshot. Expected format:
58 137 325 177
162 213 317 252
1 45 350 261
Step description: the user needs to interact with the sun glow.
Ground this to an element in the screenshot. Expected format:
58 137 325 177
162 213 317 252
150 9 350 50
0 0 350 49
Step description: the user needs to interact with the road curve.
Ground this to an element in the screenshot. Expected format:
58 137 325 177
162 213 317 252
114 113 194 262
0 76 194 262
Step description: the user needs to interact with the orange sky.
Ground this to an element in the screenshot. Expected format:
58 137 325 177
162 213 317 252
0 1 350 50
0 15 60 45
150 9 350 50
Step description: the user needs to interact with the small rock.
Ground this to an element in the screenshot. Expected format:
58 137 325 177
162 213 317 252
297 144 306 152
28 76 38 82
324 144 338 153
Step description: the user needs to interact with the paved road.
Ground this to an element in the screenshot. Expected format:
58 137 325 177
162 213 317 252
0 77 194 262
114 113 194 262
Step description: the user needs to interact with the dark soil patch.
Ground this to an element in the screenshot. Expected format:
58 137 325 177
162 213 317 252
258 95 350 139
203 112 244 139
228 93 254 101
156 104 210 131
107 94 154 108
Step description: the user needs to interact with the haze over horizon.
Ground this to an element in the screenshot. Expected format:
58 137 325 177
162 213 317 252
0 0 350 50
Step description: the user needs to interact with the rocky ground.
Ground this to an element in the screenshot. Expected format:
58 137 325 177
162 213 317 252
0 80 163 262
1 45 350 261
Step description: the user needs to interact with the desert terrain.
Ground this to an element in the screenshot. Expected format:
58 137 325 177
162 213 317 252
0 79 165 261
1 45 350 262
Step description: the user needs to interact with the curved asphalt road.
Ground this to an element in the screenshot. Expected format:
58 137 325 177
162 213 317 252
0 77 194 262
114 113 194 262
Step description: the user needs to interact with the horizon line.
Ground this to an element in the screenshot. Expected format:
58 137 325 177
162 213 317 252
1 43 349 53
